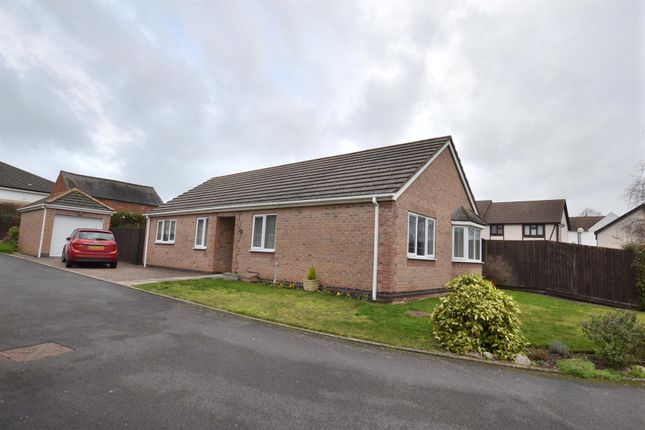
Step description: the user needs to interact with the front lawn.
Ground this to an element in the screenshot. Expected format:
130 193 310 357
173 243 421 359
137 279 644 353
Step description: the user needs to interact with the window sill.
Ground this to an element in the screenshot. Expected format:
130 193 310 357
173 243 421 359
407 255 436 261
452 259 483 264
193 246 207 250
155 241 175 245
250 248 275 253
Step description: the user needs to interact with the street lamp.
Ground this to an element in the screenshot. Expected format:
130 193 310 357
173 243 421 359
577 227 584 245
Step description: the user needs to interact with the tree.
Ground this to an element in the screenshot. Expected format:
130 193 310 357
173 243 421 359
578 207 602 216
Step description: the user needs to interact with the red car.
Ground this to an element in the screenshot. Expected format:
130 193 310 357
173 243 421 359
61 229 119 268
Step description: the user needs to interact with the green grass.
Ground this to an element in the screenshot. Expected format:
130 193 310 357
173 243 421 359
0 241 16 253
137 279 644 354
556 358 622 381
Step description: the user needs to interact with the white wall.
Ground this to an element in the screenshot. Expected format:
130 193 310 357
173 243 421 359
597 207 645 249
0 187 48 206
567 213 620 246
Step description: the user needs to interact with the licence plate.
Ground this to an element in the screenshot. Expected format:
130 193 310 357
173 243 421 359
88 245 104 251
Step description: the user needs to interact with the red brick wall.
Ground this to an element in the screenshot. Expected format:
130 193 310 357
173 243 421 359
51 173 68 195
391 147 482 292
18 209 44 256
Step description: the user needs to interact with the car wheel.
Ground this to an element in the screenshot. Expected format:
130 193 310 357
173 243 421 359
65 258 73 268
109 262 117 269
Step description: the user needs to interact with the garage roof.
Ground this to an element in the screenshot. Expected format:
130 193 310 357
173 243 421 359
18 188 115 214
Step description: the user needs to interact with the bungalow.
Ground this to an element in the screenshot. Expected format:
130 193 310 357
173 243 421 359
476 199 570 242
595 204 645 249
144 136 486 300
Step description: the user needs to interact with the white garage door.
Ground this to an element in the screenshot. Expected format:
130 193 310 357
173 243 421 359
49 215 103 257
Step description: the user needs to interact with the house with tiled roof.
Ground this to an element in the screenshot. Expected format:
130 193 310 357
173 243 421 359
0 161 53 206
144 136 485 300
595 204 645 249
567 214 617 246
476 199 570 242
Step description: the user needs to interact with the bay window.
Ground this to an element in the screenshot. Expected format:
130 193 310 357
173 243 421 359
452 224 482 262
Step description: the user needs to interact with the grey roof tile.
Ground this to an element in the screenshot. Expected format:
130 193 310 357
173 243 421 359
0 161 53 193
475 199 567 224
61 171 162 206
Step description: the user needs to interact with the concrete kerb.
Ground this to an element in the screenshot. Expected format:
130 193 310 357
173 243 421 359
6 252 644 385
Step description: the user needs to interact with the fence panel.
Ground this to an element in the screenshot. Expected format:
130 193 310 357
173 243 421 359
112 226 145 265
483 240 637 308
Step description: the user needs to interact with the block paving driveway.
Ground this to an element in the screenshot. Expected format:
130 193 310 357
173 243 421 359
0 254 643 429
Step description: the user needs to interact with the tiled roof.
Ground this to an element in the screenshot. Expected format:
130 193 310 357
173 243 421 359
151 136 458 215
20 189 114 213
61 171 163 206
476 199 568 224
569 216 604 232
451 207 487 225
0 161 53 193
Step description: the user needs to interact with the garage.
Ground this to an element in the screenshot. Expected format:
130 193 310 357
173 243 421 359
17 189 114 258
49 215 104 257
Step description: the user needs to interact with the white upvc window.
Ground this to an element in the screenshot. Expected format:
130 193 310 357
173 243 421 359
251 214 277 252
407 212 436 260
452 224 482 262
194 217 208 249
155 219 176 244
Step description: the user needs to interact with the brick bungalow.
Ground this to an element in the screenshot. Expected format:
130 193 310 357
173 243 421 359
51 171 163 214
144 136 486 300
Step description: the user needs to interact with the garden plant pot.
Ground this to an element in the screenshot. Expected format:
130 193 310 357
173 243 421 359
303 280 320 292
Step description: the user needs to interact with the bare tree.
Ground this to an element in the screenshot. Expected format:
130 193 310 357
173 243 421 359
618 162 645 244
578 207 602 216
625 161 645 206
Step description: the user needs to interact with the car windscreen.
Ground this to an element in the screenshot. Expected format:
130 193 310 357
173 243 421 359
78 232 114 241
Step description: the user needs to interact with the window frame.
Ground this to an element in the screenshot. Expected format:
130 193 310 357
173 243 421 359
250 214 277 252
452 223 483 263
522 223 545 238
407 212 436 260
155 219 177 244
490 224 504 236
194 217 209 249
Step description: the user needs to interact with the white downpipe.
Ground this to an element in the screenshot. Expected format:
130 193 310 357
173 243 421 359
143 216 150 268
371 196 379 301
37 206 47 258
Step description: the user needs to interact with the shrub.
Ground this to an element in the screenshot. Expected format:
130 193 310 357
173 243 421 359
0 241 16 254
307 266 317 281
431 273 528 360
581 310 645 368
556 358 621 381
549 341 571 358
628 365 645 378
624 243 645 310
6 226 19 244
110 211 145 228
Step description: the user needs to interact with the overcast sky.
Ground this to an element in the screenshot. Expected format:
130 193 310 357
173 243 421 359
0 1 643 215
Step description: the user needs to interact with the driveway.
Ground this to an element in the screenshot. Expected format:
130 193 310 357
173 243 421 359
0 254 643 429
11 254 217 285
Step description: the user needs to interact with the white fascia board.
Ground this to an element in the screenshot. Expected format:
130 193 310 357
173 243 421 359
146 193 396 217
392 140 479 214
451 220 486 228
23 203 115 215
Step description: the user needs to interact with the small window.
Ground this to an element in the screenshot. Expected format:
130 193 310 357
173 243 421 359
251 214 277 251
523 224 545 238
156 219 176 244
194 217 208 249
490 224 504 236
452 225 482 262
407 212 435 259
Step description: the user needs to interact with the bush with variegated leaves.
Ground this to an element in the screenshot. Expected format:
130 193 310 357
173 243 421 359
431 274 528 360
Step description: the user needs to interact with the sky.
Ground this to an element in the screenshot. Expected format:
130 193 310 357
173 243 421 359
0 1 643 216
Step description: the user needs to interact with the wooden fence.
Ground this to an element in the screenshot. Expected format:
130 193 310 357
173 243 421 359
112 226 145 265
483 240 637 308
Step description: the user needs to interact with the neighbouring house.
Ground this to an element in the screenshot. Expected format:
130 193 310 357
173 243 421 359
0 161 53 206
51 171 163 214
567 213 618 246
476 199 570 241
595 204 645 249
17 188 115 258
144 136 486 300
